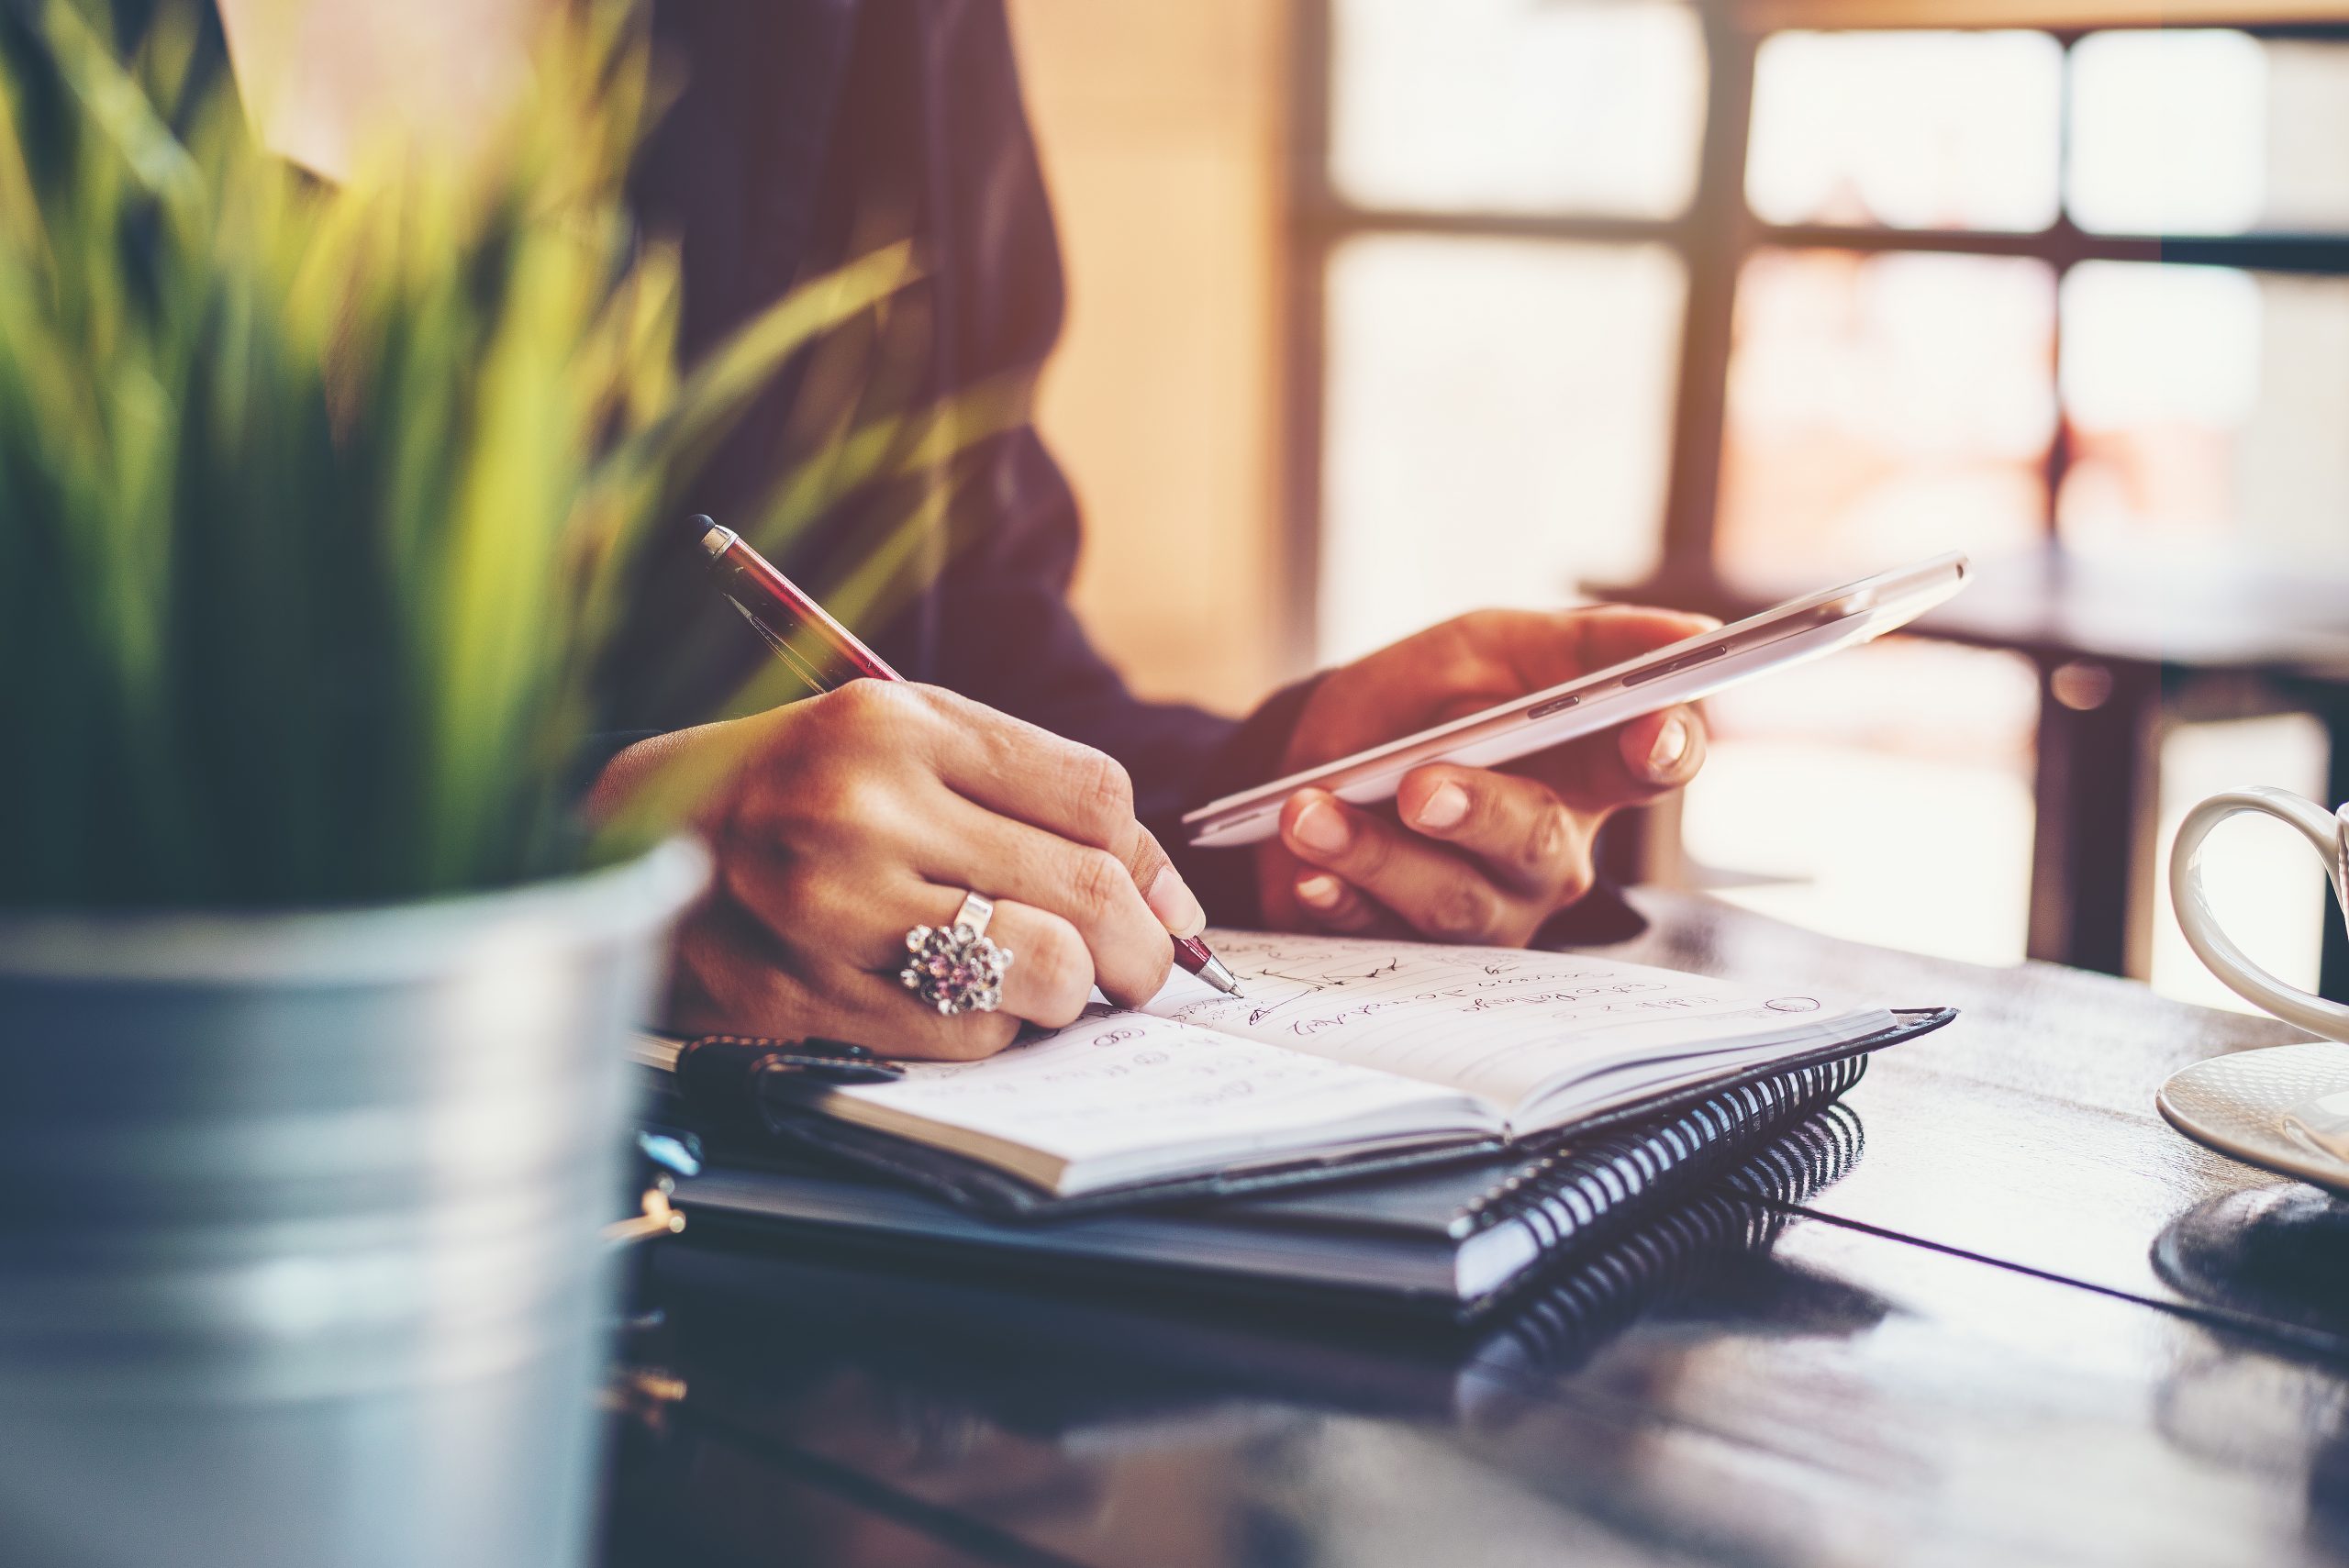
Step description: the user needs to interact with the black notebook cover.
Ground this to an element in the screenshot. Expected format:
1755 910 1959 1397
671 1015 1945 1321
651 1102 1872 1415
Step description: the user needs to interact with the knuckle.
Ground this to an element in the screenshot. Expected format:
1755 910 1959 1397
1068 848 1130 924
1553 848 1597 906
1343 820 1391 879
1121 942 1175 1002
1066 749 1135 836
854 679 936 737
905 682 963 718
1311 882 1364 926
1311 896 1368 934
1029 992 1086 1029
1520 806 1574 881
1427 879 1504 942
799 682 911 758
1460 607 1516 640
1021 926 1096 1024
820 677 890 723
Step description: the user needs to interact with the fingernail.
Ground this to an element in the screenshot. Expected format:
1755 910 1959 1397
1296 873 1343 909
1145 865 1208 940
1290 797 1350 855
1647 716 1691 778
1414 781 1470 830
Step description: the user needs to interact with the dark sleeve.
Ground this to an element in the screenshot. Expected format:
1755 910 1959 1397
873 0 1297 920
933 428 1302 923
617 0 1306 921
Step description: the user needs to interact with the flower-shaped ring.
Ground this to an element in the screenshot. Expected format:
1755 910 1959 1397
899 892 1014 1016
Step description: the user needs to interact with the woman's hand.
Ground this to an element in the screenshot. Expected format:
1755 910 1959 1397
594 682 1205 1060
1260 606 1716 946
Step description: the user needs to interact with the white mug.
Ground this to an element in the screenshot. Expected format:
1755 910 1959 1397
2170 785 2349 1041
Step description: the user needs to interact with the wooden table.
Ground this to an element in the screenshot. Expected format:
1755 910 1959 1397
600 891 2349 1568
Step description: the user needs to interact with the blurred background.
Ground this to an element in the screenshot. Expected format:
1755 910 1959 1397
1009 0 2349 1013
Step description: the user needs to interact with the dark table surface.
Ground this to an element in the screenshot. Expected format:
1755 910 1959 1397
602 890 2349 1568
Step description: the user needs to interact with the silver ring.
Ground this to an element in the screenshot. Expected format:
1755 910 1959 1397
899 892 1014 1016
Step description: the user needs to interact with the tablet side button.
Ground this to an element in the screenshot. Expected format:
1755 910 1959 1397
1621 643 1730 688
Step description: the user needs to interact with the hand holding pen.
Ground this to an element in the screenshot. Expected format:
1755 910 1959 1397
583 519 1238 1062
687 517 1240 1001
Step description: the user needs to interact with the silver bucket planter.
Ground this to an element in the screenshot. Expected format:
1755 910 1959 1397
0 839 707 1568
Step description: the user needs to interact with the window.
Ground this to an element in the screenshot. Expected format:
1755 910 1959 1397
1310 0 1707 662
1719 247 2056 585
1746 30 2064 231
2068 31 2349 234
1319 237 1684 662
1330 0 1706 217
1292 5 2349 996
2059 261 2349 572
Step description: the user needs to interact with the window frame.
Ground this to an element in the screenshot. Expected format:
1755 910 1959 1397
1282 2 2349 659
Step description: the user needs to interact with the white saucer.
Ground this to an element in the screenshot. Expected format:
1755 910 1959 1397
2157 1041 2349 1197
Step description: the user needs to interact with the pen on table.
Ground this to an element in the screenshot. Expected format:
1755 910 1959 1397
684 515 1244 998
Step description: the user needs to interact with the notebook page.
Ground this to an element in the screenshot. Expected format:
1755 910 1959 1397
823 1006 1495 1172
1146 929 1882 1119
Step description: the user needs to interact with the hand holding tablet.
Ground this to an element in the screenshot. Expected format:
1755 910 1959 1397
1187 552 1972 850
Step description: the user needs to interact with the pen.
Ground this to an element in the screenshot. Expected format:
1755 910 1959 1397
685 516 1243 998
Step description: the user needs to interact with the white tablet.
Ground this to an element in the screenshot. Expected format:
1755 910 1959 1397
1184 551 1971 850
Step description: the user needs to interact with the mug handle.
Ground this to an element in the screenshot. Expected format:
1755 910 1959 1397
2170 785 2349 1040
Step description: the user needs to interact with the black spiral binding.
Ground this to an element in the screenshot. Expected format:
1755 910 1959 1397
1465 1099 1867 1360
1456 1053 1871 1245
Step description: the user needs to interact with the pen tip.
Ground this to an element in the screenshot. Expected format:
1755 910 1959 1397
1197 955 1243 997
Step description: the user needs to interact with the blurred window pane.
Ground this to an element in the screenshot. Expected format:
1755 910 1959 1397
1319 237 1684 665
2264 42 2349 230
1329 0 1706 217
2068 31 2349 234
1746 31 2063 231
1716 249 2055 587
2059 261 2349 571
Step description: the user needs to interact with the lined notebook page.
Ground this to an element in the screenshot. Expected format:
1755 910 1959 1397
826 1006 1491 1168
1146 930 1880 1116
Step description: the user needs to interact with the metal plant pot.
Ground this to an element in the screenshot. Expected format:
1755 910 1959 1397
0 839 707 1568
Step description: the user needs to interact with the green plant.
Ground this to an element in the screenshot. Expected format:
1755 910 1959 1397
0 0 918 909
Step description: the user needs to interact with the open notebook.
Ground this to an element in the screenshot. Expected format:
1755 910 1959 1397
781 930 1899 1198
